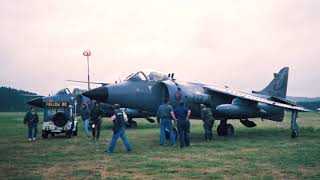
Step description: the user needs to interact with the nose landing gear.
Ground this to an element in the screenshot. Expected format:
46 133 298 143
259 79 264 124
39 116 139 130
126 118 137 128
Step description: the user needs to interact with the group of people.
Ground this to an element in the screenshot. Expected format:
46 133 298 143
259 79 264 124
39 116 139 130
157 99 215 149
80 102 104 140
24 100 215 153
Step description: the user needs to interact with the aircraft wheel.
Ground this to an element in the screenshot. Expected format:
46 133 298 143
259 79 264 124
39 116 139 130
165 127 178 140
217 124 234 136
130 121 137 128
226 124 234 136
126 120 137 128
291 131 298 139
217 124 226 136
72 125 78 136
66 130 72 138
42 130 48 139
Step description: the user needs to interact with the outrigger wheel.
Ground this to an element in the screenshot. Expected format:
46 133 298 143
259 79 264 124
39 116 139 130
291 110 299 139
291 131 298 139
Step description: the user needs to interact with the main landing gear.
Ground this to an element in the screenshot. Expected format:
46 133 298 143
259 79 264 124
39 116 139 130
217 120 234 136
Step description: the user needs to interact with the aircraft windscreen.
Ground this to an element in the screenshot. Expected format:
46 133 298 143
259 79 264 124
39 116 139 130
146 71 169 81
67 86 86 95
126 71 147 81
126 70 169 82
56 88 71 95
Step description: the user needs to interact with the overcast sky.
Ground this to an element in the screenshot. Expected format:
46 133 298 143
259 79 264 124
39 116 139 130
0 0 319 97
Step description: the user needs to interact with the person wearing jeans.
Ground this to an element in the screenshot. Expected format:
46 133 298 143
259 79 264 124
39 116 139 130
106 104 132 153
157 99 177 146
80 104 91 138
159 118 176 145
174 102 191 149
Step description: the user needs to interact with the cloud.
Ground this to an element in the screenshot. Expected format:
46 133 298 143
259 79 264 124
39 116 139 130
0 0 319 96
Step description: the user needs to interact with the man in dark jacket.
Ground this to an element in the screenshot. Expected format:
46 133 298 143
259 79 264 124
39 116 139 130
106 104 132 153
90 102 104 141
23 107 39 141
174 102 191 149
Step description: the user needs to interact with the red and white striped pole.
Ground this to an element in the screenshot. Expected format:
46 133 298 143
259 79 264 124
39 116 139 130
83 49 92 90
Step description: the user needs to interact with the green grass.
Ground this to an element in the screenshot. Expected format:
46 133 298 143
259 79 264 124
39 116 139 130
0 112 320 179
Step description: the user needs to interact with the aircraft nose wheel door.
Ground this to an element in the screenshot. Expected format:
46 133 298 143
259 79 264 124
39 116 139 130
291 110 299 138
165 127 178 140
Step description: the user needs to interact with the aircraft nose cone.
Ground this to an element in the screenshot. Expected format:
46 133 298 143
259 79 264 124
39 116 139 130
82 86 108 102
27 97 44 108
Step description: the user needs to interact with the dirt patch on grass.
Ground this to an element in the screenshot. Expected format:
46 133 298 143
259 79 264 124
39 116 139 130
173 166 218 173
300 167 320 175
37 159 153 179
151 156 191 162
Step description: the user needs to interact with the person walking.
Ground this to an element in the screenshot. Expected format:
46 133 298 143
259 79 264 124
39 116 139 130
174 102 191 149
90 102 104 141
106 104 132 153
156 99 176 146
23 107 39 141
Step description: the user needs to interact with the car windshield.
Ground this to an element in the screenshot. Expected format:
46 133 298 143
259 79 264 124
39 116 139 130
126 70 169 82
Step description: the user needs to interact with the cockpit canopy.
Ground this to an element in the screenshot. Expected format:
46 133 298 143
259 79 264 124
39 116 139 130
126 70 169 82
56 87 86 96
56 88 71 95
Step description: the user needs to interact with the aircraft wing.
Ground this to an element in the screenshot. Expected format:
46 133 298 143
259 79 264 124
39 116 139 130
67 80 109 86
204 85 311 112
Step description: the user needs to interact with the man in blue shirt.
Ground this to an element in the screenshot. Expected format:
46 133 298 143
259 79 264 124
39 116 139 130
157 99 176 146
174 102 191 149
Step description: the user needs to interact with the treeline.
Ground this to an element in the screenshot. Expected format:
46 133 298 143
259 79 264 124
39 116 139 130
0 87 37 112
297 101 320 111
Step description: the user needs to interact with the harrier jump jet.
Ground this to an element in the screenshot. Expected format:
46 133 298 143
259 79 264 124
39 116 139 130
82 67 310 138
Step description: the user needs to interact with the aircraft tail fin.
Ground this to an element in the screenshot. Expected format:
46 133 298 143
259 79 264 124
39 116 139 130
252 67 289 98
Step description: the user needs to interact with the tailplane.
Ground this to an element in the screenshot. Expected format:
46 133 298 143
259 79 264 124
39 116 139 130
253 67 289 98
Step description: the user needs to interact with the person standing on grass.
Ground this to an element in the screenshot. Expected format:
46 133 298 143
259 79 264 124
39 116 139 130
106 104 132 153
174 102 191 149
200 104 214 141
90 102 104 141
157 99 176 146
23 107 39 141
80 104 90 138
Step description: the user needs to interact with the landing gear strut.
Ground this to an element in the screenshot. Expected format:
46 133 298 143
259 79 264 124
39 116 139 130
217 120 234 136
126 118 137 128
291 110 299 138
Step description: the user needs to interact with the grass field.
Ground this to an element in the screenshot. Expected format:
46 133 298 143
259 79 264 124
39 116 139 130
0 112 319 180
